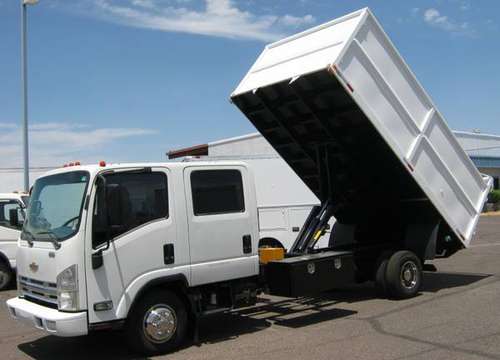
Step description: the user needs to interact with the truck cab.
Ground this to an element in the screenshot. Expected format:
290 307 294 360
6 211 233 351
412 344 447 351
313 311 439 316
7 161 260 352
0 193 28 290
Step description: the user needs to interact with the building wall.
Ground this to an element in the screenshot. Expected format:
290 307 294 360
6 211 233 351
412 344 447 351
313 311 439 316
454 131 500 158
181 130 500 192
209 133 275 157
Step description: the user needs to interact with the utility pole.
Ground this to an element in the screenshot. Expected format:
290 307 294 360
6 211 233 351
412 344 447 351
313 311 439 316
21 0 38 192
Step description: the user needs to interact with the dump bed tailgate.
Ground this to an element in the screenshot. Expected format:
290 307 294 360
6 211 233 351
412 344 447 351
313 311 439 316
231 8 491 248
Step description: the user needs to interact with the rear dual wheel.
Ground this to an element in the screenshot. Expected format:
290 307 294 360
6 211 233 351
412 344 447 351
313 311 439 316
375 250 422 299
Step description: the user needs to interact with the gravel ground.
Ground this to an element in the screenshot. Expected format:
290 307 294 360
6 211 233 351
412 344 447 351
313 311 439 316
1 216 499 360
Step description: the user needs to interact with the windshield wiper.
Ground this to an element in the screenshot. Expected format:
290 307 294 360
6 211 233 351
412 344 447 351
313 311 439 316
38 230 61 250
22 230 35 247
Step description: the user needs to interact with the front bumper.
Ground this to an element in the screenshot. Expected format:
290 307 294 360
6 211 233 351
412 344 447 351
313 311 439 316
6 297 88 337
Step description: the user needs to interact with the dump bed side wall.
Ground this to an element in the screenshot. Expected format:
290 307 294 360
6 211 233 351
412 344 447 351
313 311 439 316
335 11 489 245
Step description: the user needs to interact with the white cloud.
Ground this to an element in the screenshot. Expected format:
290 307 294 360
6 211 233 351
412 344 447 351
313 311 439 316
0 122 157 191
90 0 315 42
131 0 154 9
277 14 315 27
0 123 17 129
459 2 470 11
422 8 475 36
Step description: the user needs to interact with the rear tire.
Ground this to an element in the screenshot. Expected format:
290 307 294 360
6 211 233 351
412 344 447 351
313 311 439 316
385 251 422 299
374 251 391 298
0 261 13 291
126 290 188 355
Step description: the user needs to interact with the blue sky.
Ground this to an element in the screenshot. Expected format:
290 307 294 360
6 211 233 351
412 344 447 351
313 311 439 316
0 0 499 190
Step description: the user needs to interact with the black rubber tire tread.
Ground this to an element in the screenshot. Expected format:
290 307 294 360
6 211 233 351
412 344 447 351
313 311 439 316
374 251 392 298
386 250 422 300
0 261 13 291
126 289 188 356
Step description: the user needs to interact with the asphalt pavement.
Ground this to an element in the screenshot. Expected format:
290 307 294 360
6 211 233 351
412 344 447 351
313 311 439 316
1 216 499 360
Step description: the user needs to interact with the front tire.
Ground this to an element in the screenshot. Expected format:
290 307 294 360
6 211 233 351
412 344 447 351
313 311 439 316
0 261 13 290
385 251 422 299
126 290 188 355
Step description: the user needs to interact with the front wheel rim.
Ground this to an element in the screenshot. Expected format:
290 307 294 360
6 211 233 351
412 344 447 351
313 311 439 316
400 261 418 290
143 304 177 344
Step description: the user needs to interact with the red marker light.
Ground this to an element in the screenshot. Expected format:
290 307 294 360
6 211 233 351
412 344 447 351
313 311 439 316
69 162 74 167
63 164 68 167
99 160 106 167
75 161 81 166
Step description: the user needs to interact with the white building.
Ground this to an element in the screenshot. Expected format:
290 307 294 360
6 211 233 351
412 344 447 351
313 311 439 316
168 130 500 190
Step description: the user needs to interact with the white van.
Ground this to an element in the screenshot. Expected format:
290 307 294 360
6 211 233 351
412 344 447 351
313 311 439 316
0 193 28 290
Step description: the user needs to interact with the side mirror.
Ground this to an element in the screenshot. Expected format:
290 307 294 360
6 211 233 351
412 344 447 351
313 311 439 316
105 183 128 237
92 176 109 270
9 209 19 228
92 249 104 270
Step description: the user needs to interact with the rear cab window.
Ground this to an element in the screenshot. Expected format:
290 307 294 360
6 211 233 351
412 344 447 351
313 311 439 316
190 169 245 216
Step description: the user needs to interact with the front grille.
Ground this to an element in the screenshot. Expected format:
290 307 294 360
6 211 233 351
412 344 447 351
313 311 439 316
19 276 58 309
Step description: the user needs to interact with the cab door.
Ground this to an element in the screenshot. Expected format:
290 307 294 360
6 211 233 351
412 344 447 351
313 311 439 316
0 199 25 267
85 167 187 324
184 166 258 286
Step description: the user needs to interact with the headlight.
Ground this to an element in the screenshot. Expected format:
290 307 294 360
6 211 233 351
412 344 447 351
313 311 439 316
57 265 78 311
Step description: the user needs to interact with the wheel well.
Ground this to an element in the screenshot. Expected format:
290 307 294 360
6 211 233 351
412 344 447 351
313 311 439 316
0 252 11 270
259 237 285 249
128 275 190 319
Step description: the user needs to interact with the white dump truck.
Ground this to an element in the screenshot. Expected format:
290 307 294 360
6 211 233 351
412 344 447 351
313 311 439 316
0 193 28 290
6 8 491 356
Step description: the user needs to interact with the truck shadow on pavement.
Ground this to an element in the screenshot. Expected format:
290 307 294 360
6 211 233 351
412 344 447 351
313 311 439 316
16 271 490 359
421 271 491 293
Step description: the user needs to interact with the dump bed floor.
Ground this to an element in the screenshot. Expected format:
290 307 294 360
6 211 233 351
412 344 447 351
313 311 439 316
232 69 426 228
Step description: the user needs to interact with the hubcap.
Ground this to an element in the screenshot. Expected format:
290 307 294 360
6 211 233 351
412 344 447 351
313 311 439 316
143 304 177 343
400 261 418 289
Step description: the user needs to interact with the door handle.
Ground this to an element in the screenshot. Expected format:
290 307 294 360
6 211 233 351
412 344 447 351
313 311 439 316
163 244 175 265
292 226 300 232
242 235 252 254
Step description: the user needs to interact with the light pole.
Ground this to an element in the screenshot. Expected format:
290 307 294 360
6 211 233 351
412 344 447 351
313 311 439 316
21 0 38 192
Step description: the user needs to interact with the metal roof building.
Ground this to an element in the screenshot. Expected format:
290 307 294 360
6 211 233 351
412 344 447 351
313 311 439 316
168 130 500 190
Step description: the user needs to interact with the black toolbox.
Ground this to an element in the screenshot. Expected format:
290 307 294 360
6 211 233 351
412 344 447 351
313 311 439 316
265 251 355 297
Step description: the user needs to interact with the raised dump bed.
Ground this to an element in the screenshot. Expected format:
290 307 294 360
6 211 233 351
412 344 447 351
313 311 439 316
231 8 491 256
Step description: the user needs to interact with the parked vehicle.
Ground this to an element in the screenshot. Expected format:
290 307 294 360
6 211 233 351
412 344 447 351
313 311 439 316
6 8 491 355
0 193 28 290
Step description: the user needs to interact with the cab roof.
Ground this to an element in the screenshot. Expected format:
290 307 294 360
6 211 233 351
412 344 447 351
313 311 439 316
37 161 251 178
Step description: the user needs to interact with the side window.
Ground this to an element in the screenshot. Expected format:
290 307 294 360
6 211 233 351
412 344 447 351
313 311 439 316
0 200 24 230
191 169 245 216
92 172 168 248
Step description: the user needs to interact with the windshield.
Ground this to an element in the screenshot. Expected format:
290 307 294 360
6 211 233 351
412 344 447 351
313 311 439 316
22 171 90 242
